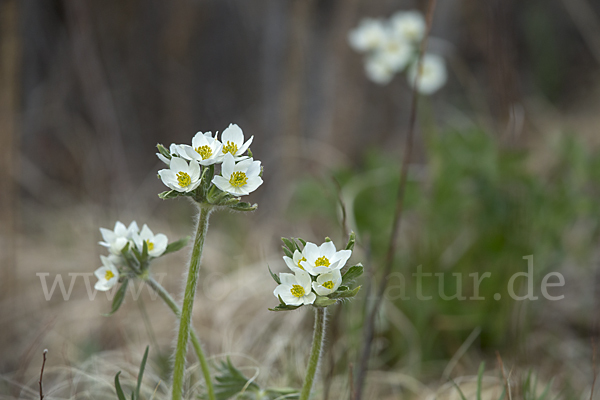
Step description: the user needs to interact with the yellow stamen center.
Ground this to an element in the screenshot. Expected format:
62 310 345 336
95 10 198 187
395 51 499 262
177 171 191 187
297 256 306 271
105 270 115 281
315 256 330 267
323 281 334 290
145 240 155 251
223 141 238 155
195 145 213 160
229 171 248 188
290 284 305 298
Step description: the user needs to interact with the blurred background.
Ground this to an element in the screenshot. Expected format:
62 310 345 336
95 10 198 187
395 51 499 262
2 0 600 398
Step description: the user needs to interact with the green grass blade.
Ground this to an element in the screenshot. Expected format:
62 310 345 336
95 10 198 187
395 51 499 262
114 371 127 400
135 345 150 400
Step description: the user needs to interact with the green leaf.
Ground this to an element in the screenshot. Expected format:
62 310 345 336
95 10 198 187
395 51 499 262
324 237 332 242
158 190 180 200
476 361 485 400
213 358 260 400
451 380 468 400
329 285 361 299
156 143 171 159
269 303 302 312
297 238 307 247
228 202 257 212
345 231 356 251
114 371 127 400
207 184 228 204
281 238 297 253
163 237 190 256
282 246 293 258
314 296 337 307
247 148 253 158
268 266 280 285
265 387 299 399
199 164 215 200
135 345 150 400
342 264 364 286
104 279 129 316
141 240 149 263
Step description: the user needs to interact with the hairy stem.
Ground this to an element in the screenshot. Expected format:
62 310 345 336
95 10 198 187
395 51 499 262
299 307 327 400
146 276 215 400
171 206 212 400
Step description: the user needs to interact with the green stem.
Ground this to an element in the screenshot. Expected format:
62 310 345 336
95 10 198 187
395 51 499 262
171 206 212 400
299 307 327 400
146 277 215 400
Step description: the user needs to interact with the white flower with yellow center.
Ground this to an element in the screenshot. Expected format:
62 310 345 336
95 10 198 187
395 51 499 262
377 35 412 72
364 53 395 85
99 221 139 255
273 271 316 306
219 124 253 161
133 224 168 258
211 153 262 196
156 143 184 166
312 269 342 296
348 18 387 52
390 11 426 42
407 54 447 95
300 241 352 276
158 157 202 193
284 249 308 274
94 255 120 291
180 131 223 166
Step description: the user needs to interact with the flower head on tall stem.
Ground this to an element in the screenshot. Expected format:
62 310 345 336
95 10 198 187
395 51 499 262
407 53 447 94
158 157 202 193
273 271 316 306
301 241 352 276
133 224 168 258
219 123 253 161
180 131 223 166
99 221 139 255
211 153 263 196
94 255 120 291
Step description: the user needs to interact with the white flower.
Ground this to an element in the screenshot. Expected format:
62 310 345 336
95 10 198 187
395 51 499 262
219 124 253 161
156 143 184 166
133 224 168 258
284 249 308 275
180 131 223 166
273 271 316 306
99 221 139 255
312 269 342 296
158 157 202 193
300 241 352 276
365 53 395 85
211 153 263 196
94 255 120 291
407 54 447 95
377 35 413 72
390 11 426 42
348 18 387 52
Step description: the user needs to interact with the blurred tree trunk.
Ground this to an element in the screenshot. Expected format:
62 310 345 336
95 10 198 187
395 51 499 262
0 0 20 372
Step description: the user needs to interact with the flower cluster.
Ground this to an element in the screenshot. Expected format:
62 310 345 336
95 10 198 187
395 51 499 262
270 235 363 311
348 10 447 94
156 124 262 209
94 220 185 294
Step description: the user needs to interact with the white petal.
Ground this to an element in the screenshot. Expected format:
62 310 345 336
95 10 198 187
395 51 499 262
296 270 312 291
245 160 261 177
320 241 337 259
221 153 235 178
238 136 253 155
211 175 232 193
221 123 244 145
303 242 319 263
331 250 352 269
279 273 297 285
302 292 316 305
313 282 332 296
169 156 188 172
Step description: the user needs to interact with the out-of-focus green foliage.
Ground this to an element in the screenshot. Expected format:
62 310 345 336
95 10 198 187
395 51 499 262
289 129 600 370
